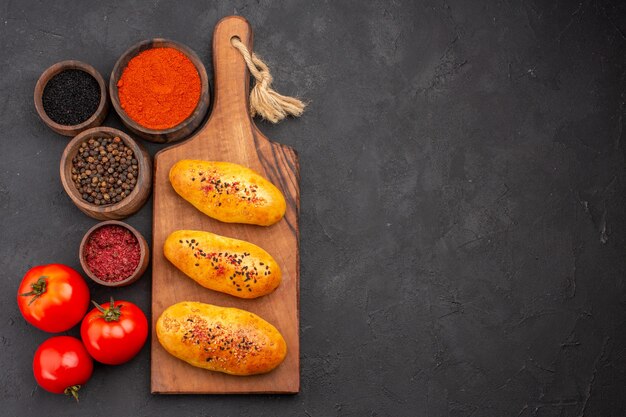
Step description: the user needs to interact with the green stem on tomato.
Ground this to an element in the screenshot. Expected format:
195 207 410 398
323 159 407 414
92 297 123 322
64 385 81 402
19 276 48 305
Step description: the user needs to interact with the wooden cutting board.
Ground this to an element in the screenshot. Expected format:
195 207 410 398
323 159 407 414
151 16 300 394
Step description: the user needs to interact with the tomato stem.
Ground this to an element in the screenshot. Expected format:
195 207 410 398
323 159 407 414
64 385 81 402
92 297 123 322
19 276 48 305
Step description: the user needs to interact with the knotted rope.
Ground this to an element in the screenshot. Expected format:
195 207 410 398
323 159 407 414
231 37 306 123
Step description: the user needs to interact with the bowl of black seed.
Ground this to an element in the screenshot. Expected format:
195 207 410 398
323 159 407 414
34 60 109 136
60 126 152 220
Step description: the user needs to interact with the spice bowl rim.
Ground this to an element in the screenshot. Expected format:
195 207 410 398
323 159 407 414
34 60 109 137
79 220 150 287
59 126 152 220
109 38 210 143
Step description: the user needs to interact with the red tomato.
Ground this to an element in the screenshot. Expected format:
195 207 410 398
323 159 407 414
33 336 93 401
80 298 148 365
17 264 90 333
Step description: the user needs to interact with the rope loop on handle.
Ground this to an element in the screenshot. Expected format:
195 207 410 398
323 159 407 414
231 37 306 123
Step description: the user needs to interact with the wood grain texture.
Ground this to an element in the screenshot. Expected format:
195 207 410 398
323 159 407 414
151 16 300 394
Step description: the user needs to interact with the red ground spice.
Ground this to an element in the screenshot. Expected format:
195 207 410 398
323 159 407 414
117 47 201 130
84 225 140 282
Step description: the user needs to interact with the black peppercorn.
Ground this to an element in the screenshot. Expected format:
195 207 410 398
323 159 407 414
72 136 139 206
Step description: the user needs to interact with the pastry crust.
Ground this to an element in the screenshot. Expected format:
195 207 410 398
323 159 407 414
169 160 286 226
156 301 287 376
164 230 281 299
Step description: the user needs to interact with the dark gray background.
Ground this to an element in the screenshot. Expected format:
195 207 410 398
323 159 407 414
1 0 625 416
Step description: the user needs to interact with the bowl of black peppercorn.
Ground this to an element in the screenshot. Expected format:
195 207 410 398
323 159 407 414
60 126 152 220
34 60 109 137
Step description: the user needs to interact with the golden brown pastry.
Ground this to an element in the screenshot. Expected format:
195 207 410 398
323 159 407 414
156 301 287 376
164 230 281 299
169 160 286 226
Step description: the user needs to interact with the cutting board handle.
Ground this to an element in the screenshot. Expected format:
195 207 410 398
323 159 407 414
210 16 254 124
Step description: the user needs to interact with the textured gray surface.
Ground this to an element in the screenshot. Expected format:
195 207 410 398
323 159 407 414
1 0 626 416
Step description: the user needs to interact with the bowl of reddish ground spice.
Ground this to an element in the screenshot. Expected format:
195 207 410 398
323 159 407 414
80 220 149 287
109 39 210 143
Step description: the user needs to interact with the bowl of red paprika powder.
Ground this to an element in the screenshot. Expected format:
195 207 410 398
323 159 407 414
79 220 150 287
109 39 210 143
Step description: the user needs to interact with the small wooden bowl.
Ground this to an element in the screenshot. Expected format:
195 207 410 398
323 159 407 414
34 60 109 137
109 39 210 143
79 220 150 287
60 126 152 220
